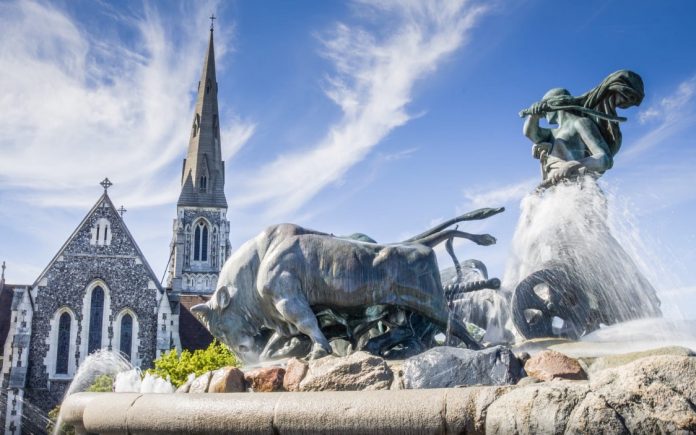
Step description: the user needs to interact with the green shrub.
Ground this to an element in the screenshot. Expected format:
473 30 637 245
86 374 114 392
148 340 239 387
47 405 74 434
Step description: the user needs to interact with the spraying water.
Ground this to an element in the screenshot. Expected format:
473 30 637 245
504 177 662 340
0 390 53 434
53 350 174 434
52 350 131 434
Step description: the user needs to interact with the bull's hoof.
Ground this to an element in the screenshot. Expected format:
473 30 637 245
307 343 331 360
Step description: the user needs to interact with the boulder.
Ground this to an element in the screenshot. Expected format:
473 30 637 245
208 366 246 393
299 351 393 391
175 376 194 393
282 358 308 392
585 346 694 376
244 367 286 392
402 346 521 389
484 355 696 433
188 371 212 393
589 355 696 433
524 350 587 381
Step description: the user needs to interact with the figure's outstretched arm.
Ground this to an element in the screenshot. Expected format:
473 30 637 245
575 117 613 172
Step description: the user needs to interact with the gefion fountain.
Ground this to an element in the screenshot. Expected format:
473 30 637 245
59 70 696 434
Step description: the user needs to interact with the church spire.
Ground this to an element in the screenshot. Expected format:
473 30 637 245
177 24 227 208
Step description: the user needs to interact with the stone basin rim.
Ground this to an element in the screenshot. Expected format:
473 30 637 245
61 388 499 434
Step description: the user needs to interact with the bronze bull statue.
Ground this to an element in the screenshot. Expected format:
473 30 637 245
192 208 504 362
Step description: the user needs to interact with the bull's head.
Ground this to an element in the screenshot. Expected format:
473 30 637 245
191 286 260 363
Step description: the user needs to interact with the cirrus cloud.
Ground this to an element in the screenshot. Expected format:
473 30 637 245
230 0 488 219
0 0 255 209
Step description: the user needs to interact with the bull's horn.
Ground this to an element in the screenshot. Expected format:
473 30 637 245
403 207 505 243
191 303 211 320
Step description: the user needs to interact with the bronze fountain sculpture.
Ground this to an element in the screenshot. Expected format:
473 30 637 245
512 70 662 340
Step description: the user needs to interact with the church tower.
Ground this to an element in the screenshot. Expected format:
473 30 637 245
168 23 231 295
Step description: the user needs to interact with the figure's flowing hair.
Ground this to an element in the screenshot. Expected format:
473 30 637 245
573 70 645 156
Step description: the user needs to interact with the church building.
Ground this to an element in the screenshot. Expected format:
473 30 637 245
1 24 231 433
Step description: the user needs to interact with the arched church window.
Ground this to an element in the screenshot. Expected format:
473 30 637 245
88 287 104 353
120 314 133 360
193 221 209 262
194 226 200 261
56 312 71 374
202 225 208 261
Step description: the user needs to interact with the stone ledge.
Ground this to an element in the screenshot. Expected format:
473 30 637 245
63 390 462 434
60 355 696 434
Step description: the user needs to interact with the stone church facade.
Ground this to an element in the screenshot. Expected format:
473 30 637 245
1 26 231 433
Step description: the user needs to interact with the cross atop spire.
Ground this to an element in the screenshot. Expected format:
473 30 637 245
100 178 113 192
118 205 127 217
209 13 216 31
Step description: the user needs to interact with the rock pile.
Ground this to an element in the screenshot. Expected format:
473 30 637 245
486 354 696 433
170 344 696 432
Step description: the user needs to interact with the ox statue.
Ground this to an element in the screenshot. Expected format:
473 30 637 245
192 207 504 362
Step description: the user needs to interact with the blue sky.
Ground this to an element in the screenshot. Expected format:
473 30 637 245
1 0 696 316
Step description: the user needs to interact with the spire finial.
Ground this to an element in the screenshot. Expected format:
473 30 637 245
209 13 216 32
1 261 5 282
118 205 127 217
100 178 113 192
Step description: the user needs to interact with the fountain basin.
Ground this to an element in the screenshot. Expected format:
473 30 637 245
60 353 696 434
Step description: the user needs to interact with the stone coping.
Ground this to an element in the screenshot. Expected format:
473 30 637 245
60 354 696 434
61 388 503 434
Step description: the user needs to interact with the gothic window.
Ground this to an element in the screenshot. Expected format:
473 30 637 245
194 226 200 261
56 312 71 374
120 314 133 360
193 221 209 262
88 287 104 353
202 225 208 261
206 79 211 94
213 115 219 138
199 176 207 192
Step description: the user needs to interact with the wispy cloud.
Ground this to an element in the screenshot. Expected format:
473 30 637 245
461 178 537 210
0 0 254 209
231 0 487 218
625 75 696 159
